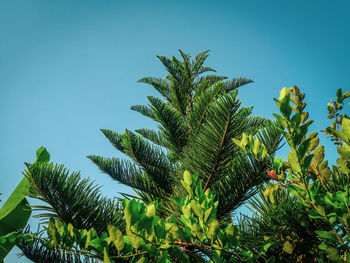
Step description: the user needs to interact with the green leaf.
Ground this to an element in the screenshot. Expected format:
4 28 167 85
336 88 343 103
157 251 170 263
313 145 325 166
297 138 311 160
107 225 124 253
318 243 328 250
279 87 290 102
293 124 310 146
342 117 350 140
343 91 350 100
287 151 301 173
303 154 313 172
146 202 156 217
241 133 248 148
272 158 284 172
136 257 148 263
124 199 141 226
253 138 261 156
207 219 219 240
191 200 203 219
232 138 243 150
204 207 213 223
309 209 322 219
337 146 350 162
263 242 274 251
183 171 192 186
126 226 142 249
325 247 341 262
282 241 293 254
280 96 292 119
291 112 301 128
36 147 50 163
315 230 337 241
67 223 74 237
88 238 108 254
0 178 31 261
103 247 111 263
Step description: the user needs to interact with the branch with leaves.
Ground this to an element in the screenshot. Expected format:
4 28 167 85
22 171 254 263
234 87 350 262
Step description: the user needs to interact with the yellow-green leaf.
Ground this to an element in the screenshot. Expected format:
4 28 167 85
108 225 124 253
183 171 192 186
207 219 219 240
146 203 156 217
279 87 290 102
287 151 301 173
253 138 261 156
103 247 111 263
283 241 293 254
68 223 74 238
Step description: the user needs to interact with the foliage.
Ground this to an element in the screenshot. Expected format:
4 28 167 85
0 146 50 261
322 88 350 146
88 50 282 223
234 87 350 262
0 178 32 261
14 171 256 263
6 51 283 261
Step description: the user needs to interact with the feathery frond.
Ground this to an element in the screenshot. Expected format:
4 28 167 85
90 50 281 223
24 163 124 234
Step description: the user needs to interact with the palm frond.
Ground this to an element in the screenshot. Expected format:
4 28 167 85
244 116 269 134
213 120 282 217
189 82 230 132
224 77 254 92
119 130 175 193
135 128 168 148
254 119 284 154
24 163 124 234
100 129 124 152
197 66 216 75
87 155 168 199
130 105 156 121
192 50 211 76
193 74 227 95
213 156 269 218
138 77 171 100
18 227 100 263
147 96 189 154
157 55 185 88
181 92 249 191
178 49 192 85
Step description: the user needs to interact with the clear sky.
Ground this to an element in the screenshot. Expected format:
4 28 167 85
1 0 349 261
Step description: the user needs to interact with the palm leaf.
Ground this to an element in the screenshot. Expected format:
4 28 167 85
138 77 171 100
130 105 156 121
24 163 124 234
147 96 189 154
135 128 168 149
18 227 100 263
181 92 249 191
224 77 253 92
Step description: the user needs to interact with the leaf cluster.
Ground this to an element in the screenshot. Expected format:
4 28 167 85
235 87 350 262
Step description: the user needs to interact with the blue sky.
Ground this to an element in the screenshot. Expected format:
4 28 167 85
1 0 349 261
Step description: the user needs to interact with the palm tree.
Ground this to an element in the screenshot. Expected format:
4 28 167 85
18 50 282 261
88 50 282 221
